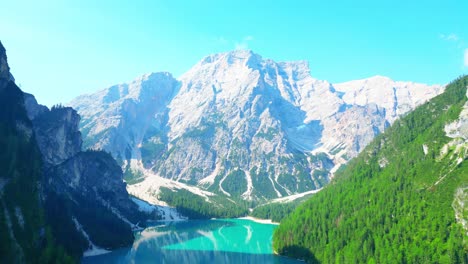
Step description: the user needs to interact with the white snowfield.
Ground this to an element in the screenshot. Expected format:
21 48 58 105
70 49 445 201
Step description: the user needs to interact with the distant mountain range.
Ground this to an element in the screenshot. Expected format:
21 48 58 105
69 50 444 202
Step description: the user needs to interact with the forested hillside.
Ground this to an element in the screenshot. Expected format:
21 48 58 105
158 187 249 219
250 195 313 222
274 76 468 263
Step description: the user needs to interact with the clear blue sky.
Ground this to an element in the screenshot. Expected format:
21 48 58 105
1 0 467 106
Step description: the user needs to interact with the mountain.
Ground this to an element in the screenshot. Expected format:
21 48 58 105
0 41 158 262
24 96 158 258
273 76 468 263
0 41 67 263
70 50 443 204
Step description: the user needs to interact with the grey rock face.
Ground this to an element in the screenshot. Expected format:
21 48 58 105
24 93 48 120
29 105 82 166
444 83 468 236
47 151 147 223
317 103 390 167
1 40 155 259
24 93 153 253
70 50 444 201
445 87 468 140
71 72 179 163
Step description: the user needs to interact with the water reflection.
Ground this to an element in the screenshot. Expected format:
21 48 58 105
82 219 302 264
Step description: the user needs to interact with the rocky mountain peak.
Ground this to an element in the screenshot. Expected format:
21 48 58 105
126 71 178 100
334 75 444 123
199 49 258 66
69 50 445 201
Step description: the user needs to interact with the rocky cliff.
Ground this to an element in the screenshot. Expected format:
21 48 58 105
25 101 82 166
0 40 74 263
24 95 157 258
273 75 468 263
0 40 157 262
70 50 444 202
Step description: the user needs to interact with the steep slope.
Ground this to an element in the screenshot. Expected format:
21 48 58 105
162 50 334 199
273 76 468 263
70 50 443 203
322 75 443 161
24 95 157 259
0 40 159 262
71 72 179 164
0 41 74 263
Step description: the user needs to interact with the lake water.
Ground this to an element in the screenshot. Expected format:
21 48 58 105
82 218 302 264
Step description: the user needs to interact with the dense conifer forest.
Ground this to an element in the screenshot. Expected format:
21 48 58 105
274 76 468 263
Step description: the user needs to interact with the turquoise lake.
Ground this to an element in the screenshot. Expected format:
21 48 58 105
82 219 302 264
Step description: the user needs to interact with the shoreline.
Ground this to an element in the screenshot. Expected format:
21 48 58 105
83 247 111 257
238 216 280 225
83 216 281 259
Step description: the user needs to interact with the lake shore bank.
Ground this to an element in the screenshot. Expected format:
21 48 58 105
238 216 280 225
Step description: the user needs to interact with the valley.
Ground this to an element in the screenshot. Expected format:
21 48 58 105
1 3 467 260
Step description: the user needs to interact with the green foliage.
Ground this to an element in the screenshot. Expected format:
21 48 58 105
43 192 89 259
158 187 248 219
251 201 300 223
221 169 247 197
277 173 298 194
37 227 75 264
275 153 330 194
274 76 468 263
255 127 278 141
50 103 65 110
123 166 145 185
184 125 215 139
251 167 286 199
68 196 134 249
140 140 165 165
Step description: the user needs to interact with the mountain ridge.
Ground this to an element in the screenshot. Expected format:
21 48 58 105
69 49 444 203
273 75 468 263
